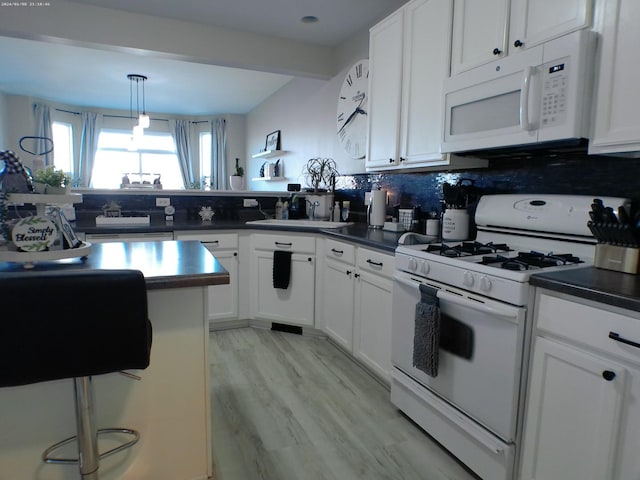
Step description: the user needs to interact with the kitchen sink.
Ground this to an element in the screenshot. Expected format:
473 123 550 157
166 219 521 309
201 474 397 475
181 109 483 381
245 219 352 229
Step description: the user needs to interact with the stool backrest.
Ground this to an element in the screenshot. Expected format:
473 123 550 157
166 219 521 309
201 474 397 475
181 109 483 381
0 269 152 387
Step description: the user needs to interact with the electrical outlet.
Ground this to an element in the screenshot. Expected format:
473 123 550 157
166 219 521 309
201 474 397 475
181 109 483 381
156 197 170 207
243 198 258 207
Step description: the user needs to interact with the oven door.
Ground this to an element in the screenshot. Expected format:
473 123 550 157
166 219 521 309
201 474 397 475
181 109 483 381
392 270 526 441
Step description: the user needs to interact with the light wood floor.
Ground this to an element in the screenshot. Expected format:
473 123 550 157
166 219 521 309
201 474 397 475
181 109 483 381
209 327 479 480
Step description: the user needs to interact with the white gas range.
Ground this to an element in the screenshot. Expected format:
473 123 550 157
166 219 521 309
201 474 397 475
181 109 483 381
391 194 629 480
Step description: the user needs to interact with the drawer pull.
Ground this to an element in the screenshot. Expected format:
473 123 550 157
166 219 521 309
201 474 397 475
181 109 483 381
203 240 219 244
602 370 616 381
331 248 344 255
275 241 292 247
366 259 383 267
608 331 640 349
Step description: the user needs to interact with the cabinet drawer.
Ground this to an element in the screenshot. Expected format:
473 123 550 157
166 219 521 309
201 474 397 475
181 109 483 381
174 231 238 249
356 248 394 279
536 291 640 366
252 233 315 253
325 239 355 265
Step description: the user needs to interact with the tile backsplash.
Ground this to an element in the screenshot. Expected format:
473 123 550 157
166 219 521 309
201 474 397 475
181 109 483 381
334 153 640 222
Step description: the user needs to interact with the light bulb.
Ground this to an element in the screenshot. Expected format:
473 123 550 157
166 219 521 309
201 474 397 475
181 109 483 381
138 113 150 128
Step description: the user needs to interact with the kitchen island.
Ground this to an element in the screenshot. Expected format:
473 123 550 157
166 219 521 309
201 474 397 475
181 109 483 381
0 240 228 480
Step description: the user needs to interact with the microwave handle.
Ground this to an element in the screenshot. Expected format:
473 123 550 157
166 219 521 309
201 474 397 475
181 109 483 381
520 66 533 131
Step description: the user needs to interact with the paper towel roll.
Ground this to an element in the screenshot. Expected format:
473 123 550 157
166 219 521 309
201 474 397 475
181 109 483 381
369 190 387 228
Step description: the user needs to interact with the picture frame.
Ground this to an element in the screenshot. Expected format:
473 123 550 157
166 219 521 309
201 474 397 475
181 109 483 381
265 130 281 151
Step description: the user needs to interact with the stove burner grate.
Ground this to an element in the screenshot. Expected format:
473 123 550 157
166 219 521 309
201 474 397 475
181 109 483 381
424 241 512 257
481 251 582 270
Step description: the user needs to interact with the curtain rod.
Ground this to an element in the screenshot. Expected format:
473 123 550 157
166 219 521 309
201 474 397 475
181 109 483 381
55 108 212 124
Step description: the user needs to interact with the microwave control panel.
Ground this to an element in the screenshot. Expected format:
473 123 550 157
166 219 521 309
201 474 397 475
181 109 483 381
540 58 569 128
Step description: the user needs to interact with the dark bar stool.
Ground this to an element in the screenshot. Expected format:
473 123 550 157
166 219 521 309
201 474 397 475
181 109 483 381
0 269 153 480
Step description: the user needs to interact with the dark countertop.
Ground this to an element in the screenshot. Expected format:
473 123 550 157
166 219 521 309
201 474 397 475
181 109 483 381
77 219 405 253
531 267 640 313
0 240 230 290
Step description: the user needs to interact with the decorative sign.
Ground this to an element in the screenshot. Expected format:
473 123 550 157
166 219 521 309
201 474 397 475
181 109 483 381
11 216 58 252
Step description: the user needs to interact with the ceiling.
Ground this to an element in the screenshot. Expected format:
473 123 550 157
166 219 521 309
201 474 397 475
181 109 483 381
0 0 407 116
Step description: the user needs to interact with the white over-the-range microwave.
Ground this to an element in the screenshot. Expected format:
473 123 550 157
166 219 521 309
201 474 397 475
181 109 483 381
441 29 595 153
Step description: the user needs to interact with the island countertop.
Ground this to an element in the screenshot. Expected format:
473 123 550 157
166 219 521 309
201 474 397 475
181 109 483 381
0 240 229 290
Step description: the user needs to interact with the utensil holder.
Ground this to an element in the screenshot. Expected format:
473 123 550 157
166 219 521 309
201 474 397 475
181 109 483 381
594 244 640 274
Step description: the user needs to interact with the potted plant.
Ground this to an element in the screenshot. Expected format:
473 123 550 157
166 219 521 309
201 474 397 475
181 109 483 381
301 158 339 220
229 158 244 191
33 166 71 194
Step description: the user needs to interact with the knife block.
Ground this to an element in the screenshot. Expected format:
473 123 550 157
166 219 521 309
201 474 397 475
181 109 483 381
594 243 640 274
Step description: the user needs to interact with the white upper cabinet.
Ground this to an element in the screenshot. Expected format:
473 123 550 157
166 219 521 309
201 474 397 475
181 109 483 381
367 8 404 170
367 0 485 171
589 0 640 156
451 0 509 75
452 0 593 75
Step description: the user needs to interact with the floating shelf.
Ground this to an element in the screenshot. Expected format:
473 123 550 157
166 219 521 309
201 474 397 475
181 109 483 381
251 150 285 159
252 176 286 182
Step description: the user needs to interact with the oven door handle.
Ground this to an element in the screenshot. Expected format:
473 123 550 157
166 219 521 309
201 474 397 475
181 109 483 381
437 290 521 323
394 273 426 289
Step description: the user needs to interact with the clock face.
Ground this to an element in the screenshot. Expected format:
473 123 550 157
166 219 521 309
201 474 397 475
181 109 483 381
337 59 369 159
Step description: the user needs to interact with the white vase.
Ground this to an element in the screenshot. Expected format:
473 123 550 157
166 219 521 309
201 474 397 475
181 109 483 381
229 175 244 191
306 193 334 220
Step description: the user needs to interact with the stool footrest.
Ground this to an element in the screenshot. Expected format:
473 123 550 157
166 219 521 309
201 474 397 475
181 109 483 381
43 428 140 465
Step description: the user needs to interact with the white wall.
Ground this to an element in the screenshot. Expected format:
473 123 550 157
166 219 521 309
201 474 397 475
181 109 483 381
246 29 370 192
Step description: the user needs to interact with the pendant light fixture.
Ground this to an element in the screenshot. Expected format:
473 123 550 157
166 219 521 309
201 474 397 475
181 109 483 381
127 73 150 133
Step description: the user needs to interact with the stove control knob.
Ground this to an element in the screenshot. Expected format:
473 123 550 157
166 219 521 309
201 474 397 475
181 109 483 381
408 258 418 272
479 275 492 292
420 261 430 275
462 271 475 287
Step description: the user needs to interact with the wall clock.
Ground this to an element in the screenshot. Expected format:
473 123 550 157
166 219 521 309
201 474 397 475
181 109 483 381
337 59 369 159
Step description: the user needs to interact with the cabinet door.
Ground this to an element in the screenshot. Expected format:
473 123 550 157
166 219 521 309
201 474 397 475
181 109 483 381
589 0 640 156
366 9 404 169
520 336 626 480
353 269 393 382
451 0 509 75
251 250 315 326
399 0 452 167
322 259 355 351
509 0 592 51
206 250 238 322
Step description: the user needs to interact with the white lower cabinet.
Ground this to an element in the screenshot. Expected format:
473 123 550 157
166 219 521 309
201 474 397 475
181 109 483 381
250 233 316 327
520 290 640 480
320 240 394 382
174 231 239 324
321 239 356 351
353 248 394 382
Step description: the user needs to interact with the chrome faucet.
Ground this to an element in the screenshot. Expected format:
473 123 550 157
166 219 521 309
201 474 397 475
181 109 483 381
306 199 320 220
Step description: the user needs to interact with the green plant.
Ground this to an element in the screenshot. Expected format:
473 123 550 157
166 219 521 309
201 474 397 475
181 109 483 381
302 158 339 192
233 158 244 177
33 166 71 188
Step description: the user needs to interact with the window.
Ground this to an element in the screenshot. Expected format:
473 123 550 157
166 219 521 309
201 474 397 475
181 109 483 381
91 130 184 189
199 131 211 189
52 121 73 176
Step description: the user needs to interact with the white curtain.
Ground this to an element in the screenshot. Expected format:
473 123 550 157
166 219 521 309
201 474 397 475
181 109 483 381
32 103 54 166
170 119 194 188
78 111 102 188
211 118 227 190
